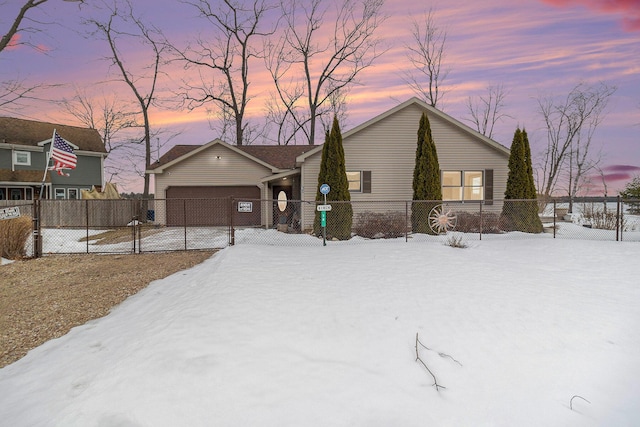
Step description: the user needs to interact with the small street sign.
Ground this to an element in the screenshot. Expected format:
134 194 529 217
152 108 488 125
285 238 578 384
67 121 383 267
320 183 330 195
0 206 20 220
316 204 332 211
320 211 326 227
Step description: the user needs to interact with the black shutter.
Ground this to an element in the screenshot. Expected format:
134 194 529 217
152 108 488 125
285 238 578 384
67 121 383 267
362 171 372 193
484 169 493 205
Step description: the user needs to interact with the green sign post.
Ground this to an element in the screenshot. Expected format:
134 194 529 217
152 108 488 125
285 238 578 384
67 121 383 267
318 183 331 246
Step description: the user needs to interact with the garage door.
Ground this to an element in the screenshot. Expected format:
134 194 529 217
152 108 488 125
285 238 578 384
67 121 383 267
165 186 261 226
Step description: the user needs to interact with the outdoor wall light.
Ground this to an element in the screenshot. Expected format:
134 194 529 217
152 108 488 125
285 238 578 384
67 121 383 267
215 155 221 159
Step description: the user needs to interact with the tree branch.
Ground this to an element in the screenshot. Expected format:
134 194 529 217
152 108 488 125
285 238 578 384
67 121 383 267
415 332 446 391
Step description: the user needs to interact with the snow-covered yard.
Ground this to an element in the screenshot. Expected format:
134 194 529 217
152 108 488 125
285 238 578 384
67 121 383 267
1 238 638 426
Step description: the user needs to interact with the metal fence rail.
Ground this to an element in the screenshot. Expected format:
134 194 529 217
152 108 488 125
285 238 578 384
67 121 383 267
1 197 638 258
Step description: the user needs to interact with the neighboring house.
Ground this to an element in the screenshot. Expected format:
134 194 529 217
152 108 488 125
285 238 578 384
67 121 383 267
147 97 510 230
0 117 107 201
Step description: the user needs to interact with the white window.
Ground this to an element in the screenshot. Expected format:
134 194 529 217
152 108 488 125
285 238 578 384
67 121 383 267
55 188 66 199
68 188 79 199
14 151 31 166
442 170 484 201
346 171 362 192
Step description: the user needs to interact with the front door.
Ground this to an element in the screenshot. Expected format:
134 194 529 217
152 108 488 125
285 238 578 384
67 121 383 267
272 185 294 228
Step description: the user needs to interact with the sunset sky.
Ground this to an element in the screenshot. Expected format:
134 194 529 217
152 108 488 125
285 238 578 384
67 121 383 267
1 0 638 194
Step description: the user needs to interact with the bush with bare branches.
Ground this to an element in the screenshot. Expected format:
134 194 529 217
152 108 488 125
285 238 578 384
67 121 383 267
354 211 407 239
0 216 32 259
455 212 502 234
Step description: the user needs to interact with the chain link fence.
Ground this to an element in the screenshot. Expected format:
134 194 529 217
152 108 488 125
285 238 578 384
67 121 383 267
2 197 638 258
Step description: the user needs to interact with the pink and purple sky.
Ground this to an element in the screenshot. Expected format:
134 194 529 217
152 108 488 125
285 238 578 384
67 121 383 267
2 0 639 194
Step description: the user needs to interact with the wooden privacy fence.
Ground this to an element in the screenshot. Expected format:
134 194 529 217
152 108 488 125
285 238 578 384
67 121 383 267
36 199 153 227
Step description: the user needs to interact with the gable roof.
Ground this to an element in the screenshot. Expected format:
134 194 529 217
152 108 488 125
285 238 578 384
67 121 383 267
237 145 317 169
296 97 511 162
0 116 106 153
148 139 318 173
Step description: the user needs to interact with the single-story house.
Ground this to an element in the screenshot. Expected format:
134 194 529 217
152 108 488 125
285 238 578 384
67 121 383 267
147 97 511 230
0 117 107 201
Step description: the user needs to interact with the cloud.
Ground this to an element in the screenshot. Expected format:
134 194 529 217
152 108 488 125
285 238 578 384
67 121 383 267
603 164 640 173
601 164 640 182
5 34 21 50
540 0 640 31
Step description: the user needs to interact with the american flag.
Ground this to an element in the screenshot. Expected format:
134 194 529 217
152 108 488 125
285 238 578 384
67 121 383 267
50 131 77 176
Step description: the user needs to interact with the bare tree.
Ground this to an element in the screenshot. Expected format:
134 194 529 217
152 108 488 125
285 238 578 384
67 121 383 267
265 0 386 145
170 0 276 146
88 0 166 197
536 82 616 204
1 1 84 112
263 38 305 145
403 8 449 108
1 0 86 53
1 0 49 53
61 88 139 181
464 84 511 139
0 77 61 113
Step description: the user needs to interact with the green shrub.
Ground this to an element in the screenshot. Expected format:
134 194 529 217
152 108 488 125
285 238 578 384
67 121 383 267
313 117 352 240
620 176 640 214
0 216 32 260
412 112 441 234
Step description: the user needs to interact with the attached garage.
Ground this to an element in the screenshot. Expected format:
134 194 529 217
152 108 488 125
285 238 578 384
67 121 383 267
148 140 314 227
165 185 261 226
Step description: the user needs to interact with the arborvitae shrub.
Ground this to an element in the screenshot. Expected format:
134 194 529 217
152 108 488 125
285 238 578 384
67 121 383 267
412 112 442 234
501 128 543 233
313 117 353 240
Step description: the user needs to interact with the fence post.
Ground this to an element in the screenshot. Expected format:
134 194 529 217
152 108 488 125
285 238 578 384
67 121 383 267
405 201 409 242
479 201 483 241
85 199 90 253
183 199 187 250
616 195 621 242
32 199 42 258
553 199 557 239
230 197 235 246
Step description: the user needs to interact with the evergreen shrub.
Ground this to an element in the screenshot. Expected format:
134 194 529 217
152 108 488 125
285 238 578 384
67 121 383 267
313 117 353 240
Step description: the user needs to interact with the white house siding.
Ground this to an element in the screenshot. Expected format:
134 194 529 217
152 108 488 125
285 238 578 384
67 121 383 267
300 102 509 230
154 144 272 225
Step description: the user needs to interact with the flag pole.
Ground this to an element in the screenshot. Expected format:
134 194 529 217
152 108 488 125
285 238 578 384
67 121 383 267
39 129 56 200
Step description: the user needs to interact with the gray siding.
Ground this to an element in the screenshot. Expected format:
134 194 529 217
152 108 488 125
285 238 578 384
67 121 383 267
0 146 47 171
50 153 103 187
1 144 104 199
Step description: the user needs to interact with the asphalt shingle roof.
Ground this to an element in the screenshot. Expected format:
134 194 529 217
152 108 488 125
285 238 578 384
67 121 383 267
152 143 318 170
0 117 106 153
